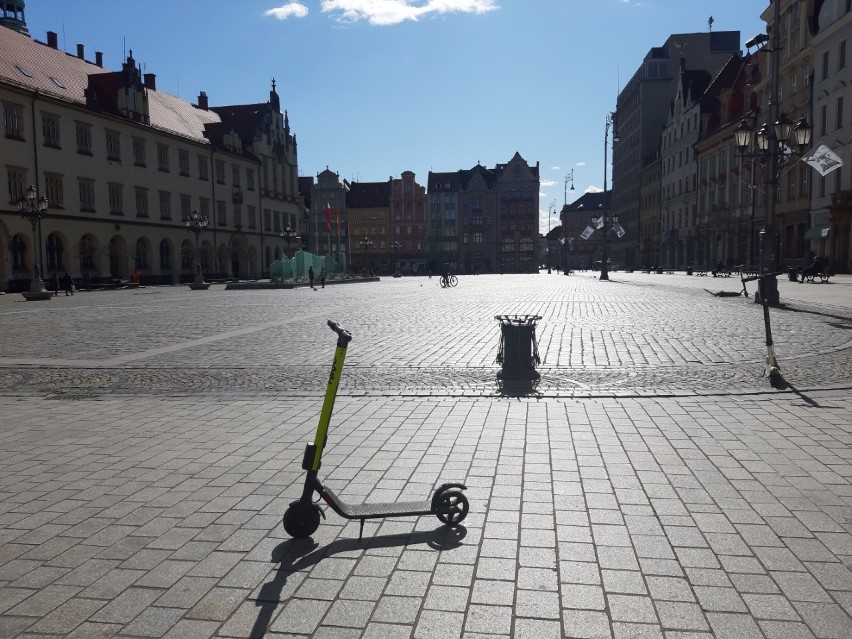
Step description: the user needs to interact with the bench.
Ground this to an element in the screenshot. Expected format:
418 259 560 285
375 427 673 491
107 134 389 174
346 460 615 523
711 269 732 278
694 268 708 276
801 272 833 283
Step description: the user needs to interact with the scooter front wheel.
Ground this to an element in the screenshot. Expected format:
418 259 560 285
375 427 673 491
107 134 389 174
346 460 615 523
435 490 469 526
283 501 322 538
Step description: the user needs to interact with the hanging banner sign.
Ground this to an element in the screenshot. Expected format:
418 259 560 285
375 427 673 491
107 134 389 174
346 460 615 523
801 144 844 177
580 226 595 240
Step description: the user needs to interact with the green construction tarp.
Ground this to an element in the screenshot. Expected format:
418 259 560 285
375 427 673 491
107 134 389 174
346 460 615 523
803 226 830 240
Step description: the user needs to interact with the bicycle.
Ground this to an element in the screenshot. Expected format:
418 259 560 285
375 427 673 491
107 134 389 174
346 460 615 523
439 274 458 288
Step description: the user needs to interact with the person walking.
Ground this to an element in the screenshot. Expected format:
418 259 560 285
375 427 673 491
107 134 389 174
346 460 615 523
61 271 75 296
50 272 60 296
308 266 315 289
320 267 326 289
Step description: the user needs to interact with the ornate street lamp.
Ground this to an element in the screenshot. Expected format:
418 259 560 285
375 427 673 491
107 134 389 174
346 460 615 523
184 209 210 290
736 20 814 306
280 224 300 258
17 185 52 301
358 233 374 272
564 170 575 207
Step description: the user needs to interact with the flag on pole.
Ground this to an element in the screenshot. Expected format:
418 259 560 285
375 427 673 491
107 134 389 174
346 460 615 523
801 144 844 176
336 207 341 236
595 216 605 230
580 225 594 240
326 202 332 233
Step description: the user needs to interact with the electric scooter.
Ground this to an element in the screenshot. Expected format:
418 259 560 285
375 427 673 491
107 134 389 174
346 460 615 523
283 320 469 539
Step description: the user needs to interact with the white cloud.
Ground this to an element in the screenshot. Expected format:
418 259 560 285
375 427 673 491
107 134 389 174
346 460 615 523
585 186 603 193
265 2 310 19
320 0 498 26
550 165 561 171
576 161 586 166
540 179 556 187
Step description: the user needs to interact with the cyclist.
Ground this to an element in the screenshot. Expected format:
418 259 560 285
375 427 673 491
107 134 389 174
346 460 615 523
441 263 450 287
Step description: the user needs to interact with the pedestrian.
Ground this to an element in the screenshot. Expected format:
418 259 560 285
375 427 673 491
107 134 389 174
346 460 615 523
50 272 60 296
320 267 326 288
308 266 315 289
61 271 75 296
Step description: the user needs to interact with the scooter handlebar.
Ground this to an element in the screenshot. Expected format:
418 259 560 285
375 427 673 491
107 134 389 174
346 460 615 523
327 320 352 345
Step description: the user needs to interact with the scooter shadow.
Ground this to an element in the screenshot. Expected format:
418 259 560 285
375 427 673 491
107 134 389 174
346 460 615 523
250 525 467 637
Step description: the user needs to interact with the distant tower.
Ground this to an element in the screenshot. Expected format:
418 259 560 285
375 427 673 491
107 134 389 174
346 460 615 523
0 0 29 35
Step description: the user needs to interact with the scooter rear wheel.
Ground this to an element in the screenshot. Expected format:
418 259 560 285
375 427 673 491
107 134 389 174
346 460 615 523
283 502 322 538
436 490 469 526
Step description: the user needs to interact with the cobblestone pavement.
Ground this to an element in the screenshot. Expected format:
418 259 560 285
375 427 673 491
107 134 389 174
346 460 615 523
1 274 852 638
0 273 851 397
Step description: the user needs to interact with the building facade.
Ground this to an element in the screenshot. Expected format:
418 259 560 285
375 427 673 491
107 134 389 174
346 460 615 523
809 0 851 273
613 31 742 269
1 14 300 290
347 180 390 273
389 171 427 274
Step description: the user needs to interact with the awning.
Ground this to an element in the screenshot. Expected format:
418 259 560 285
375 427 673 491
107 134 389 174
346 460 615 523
803 226 830 240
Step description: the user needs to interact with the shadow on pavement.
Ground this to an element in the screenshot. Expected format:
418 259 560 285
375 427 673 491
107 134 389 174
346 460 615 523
250 525 467 637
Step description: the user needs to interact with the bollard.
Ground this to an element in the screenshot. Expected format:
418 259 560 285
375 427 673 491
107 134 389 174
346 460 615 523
494 314 542 380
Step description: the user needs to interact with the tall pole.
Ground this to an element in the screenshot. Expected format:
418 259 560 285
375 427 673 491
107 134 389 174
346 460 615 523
601 115 612 281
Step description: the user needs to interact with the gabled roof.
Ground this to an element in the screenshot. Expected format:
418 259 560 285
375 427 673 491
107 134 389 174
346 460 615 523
427 171 460 191
458 163 496 190
563 191 611 214
346 181 391 208
0 25 221 143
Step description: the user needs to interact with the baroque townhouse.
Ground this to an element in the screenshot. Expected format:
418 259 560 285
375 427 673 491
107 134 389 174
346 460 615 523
752 0 815 267
660 64 710 268
389 171 427 274
638 153 662 268
695 54 765 269
457 164 497 274
809 0 852 273
1 15 300 290
347 180 390 273
311 168 349 263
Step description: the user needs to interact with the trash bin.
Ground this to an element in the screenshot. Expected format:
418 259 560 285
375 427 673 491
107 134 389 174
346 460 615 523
495 314 542 380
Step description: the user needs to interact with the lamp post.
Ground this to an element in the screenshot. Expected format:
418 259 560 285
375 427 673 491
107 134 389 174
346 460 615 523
358 233 374 273
735 16 813 305
598 112 619 280
280 224 300 258
184 209 210 290
547 199 556 273
564 170 575 207
17 185 52 301
390 240 402 276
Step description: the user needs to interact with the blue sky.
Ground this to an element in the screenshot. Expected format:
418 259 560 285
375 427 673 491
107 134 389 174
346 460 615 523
26 1 767 233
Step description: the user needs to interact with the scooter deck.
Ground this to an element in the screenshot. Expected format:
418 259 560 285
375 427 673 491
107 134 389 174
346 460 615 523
322 487 433 519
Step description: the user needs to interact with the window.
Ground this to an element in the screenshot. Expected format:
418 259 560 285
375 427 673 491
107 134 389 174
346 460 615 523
264 209 271 232
106 130 120 161
215 160 225 184
472 232 483 244
200 198 210 222
46 233 63 271
198 154 209 180
231 164 240 187
247 169 255 191
76 121 92 154
44 172 64 207
791 71 797 95
233 204 242 227
821 104 828 136
159 191 171 219
248 205 256 229
217 200 226 225
179 149 190 176
7 167 26 204
79 178 95 211
42 112 60 147
157 143 169 171
800 165 809 198
837 96 844 130
3 102 24 139
840 40 847 70
822 50 830 80
787 172 796 200
132 137 146 166
135 187 148 217
180 194 191 219
108 183 123 214
160 240 171 270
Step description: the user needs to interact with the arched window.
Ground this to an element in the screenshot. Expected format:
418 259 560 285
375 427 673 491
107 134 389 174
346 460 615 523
159 240 171 269
46 233 63 271
180 240 193 270
79 236 96 271
502 238 514 252
135 238 149 270
11 235 27 271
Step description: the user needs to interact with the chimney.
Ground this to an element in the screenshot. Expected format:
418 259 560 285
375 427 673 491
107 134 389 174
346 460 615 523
197 91 208 110
46 31 58 48
95 51 103 67
76 43 84 59
143 73 156 90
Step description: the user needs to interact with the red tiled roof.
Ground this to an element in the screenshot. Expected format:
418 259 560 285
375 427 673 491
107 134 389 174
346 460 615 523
0 26 220 144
